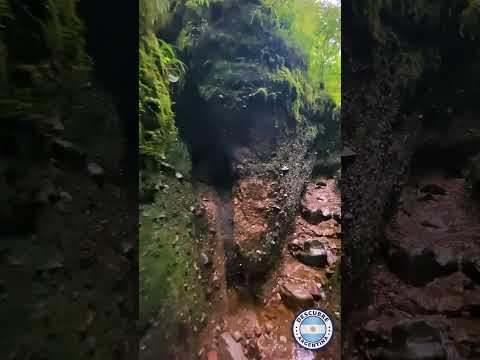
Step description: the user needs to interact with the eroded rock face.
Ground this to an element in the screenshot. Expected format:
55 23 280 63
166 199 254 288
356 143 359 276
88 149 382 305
229 127 325 276
175 1 335 278
233 178 272 264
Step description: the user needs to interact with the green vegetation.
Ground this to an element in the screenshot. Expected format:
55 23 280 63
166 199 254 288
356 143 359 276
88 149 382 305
139 172 207 327
264 0 341 104
139 0 341 161
138 0 342 334
138 0 206 333
460 0 480 39
139 0 186 160
0 0 90 121
270 66 316 123
139 33 185 159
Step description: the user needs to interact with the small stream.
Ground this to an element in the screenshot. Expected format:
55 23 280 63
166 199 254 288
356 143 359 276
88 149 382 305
197 177 342 360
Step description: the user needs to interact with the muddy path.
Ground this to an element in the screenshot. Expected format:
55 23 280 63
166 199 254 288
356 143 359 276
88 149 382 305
196 177 341 360
348 160 480 359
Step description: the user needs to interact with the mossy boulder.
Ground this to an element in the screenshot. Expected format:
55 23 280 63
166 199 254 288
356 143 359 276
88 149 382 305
174 0 336 278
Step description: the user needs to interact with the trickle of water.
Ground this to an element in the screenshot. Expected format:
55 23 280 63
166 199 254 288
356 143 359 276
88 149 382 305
293 344 316 360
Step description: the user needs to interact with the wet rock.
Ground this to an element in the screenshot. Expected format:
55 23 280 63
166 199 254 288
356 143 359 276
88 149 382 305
463 253 480 284
218 332 247 360
232 330 243 342
59 191 72 202
341 146 356 160
361 319 390 343
200 252 211 267
280 283 314 309
391 320 442 346
175 171 184 181
388 245 457 286
39 258 65 272
158 160 176 175
420 184 447 196
52 138 86 167
433 247 457 272
87 162 105 186
311 284 326 301
380 320 449 359
370 320 448 360
290 241 328 268
301 201 332 224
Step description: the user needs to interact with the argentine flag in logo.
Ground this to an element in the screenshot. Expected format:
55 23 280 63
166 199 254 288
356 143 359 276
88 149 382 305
300 316 326 342
292 308 334 350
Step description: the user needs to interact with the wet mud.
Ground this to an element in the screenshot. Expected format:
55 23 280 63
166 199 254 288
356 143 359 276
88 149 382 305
197 177 341 360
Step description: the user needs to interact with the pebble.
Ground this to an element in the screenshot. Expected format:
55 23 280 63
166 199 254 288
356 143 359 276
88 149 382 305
232 330 243 342
280 336 287 343
265 321 274 334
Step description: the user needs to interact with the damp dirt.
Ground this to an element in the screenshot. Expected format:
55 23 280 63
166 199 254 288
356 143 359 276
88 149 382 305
197 177 341 360
348 161 480 359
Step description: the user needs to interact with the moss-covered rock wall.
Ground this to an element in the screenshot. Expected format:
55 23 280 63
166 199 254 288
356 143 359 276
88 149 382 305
342 0 480 316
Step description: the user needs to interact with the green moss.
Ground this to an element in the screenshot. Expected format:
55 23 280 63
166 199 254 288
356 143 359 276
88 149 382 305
139 33 185 160
396 49 425 93
0 0 90 122
263 0 340 105
460 0 480 39
269 66 331 123
139 171 207 328
251 87 270 101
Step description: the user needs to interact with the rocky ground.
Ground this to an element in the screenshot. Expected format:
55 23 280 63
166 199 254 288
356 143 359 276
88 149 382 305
347 163 480 359
195 176 341 360
0 85 136 359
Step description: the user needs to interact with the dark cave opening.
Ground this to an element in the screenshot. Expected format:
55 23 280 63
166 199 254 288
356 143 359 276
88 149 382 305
191 145 236 189
175 84 278 189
